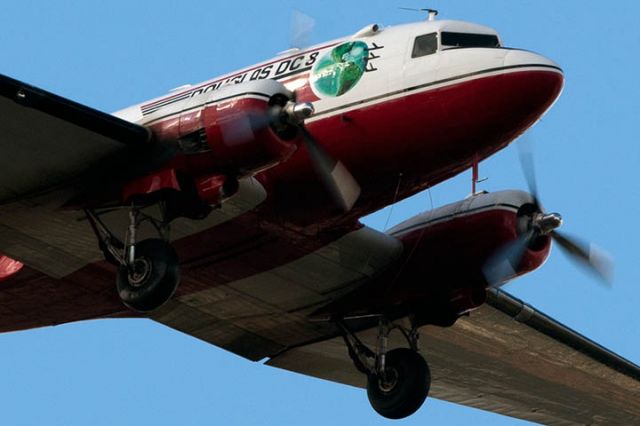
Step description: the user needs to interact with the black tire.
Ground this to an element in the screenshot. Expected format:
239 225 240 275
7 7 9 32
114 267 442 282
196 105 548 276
116 238 180 313
367 348 431 419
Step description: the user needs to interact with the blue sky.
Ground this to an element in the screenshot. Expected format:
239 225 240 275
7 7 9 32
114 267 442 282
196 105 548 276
0 1 638 425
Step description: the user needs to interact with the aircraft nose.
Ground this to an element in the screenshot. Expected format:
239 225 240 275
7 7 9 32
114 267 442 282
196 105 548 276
432 48 565 162
503 49 562 70
498 49 564 128
502 49 564 108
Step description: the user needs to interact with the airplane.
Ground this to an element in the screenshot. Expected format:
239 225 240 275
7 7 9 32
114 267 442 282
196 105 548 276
0 7 638 423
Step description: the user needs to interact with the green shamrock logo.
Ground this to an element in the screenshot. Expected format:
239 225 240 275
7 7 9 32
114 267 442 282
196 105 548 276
311 41 369 97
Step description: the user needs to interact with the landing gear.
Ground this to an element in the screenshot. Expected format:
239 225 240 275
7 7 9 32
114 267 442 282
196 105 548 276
86 206 180 313
367 348 430 419
116 238 179 312
339 318 431 419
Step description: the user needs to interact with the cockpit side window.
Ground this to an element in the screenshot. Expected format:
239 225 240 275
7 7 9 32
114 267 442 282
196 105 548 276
441 32 500 49
412 33 438 58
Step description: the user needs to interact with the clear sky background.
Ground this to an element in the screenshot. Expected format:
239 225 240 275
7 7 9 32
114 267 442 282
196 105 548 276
0 1 638 425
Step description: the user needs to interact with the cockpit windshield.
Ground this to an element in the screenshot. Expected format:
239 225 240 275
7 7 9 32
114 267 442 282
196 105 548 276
441 32 500 49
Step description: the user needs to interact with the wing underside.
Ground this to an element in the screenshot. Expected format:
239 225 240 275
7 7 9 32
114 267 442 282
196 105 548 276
267 289 640 425
0 73 176 277
0 73 150 203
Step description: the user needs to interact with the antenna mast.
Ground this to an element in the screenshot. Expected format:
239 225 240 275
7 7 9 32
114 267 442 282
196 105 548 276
399 7 439 21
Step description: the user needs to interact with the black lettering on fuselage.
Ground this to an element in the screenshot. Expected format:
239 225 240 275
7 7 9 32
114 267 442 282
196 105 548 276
290 56 304 71
305 52 319 67
260 65 273 79
275 60 291 76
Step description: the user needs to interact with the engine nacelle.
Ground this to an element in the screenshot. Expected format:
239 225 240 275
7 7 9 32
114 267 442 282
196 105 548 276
313 190 551 325
446 286 488 316
389 189 552 288
125 80 300 211
200 96 296 174
150 79 299 176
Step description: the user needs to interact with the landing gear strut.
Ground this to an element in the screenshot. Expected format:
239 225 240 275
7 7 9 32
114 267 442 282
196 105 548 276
339 318 431 419
85 206 180 313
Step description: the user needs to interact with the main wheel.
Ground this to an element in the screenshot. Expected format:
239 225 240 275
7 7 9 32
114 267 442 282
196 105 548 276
366 348 431 419
116 238 180 313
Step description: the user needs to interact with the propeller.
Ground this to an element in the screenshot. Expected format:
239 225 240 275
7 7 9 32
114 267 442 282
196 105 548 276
287 11 360 210
290 10 316 49
268 99 361 211
483 141 613 287
213 9 359 211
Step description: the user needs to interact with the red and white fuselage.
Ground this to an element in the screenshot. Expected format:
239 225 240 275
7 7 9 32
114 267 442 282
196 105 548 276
113 18 563 227
0 17 564 341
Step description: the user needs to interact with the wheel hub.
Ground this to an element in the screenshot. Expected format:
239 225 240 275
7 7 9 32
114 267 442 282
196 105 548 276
378 368 399 393
128 257 151 286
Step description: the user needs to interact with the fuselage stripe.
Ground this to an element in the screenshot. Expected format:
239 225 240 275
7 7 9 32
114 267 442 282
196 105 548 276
140 41 339 111
312 63 562 119
142 63 561 129
140 67 313 117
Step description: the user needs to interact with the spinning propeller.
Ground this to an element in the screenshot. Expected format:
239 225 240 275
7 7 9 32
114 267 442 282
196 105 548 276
226 10 360 211
290 10 316 50
483 142 613 287
275 10 360 211
270 99 361 212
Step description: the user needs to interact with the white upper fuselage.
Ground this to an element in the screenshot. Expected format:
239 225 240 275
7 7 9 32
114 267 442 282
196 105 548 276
114 19 561 125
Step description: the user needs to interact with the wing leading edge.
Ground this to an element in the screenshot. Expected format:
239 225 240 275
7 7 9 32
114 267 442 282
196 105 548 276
0 73 150 203
267 289 640 425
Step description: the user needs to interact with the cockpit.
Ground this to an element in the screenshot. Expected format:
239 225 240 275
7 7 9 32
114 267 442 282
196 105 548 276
411 22 502 58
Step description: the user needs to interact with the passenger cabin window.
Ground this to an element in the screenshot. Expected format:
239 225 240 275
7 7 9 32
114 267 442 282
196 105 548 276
441 32 500 49
412 33 437 58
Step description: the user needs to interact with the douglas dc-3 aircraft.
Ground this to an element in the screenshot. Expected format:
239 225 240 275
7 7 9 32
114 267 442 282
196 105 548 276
0 9 638 423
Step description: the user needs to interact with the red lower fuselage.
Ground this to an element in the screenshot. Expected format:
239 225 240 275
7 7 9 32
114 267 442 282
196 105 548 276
266 67 563 226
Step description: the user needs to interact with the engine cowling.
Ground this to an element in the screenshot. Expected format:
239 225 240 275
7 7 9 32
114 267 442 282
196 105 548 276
126 80 302 208
151 79 300 176
200 95 297 173
312 190 552 325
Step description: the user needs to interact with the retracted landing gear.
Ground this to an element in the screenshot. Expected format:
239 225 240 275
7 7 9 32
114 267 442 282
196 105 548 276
86 206 180 313
339 318 431 419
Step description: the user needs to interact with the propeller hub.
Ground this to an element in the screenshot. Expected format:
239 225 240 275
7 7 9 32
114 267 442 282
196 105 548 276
534 212 563 235
284 101 315 124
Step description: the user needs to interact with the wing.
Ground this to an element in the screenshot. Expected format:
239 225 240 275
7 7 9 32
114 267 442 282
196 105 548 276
267 289 640 425
0 73 150 203
151 226 403 360
0 73 156 277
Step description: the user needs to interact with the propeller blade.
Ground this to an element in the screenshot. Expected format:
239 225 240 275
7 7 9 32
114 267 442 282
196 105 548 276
551 230 614 286
300 126 360 211
290 10 315 49
517 137 542 211
218 111 272 148
483 229 537 287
